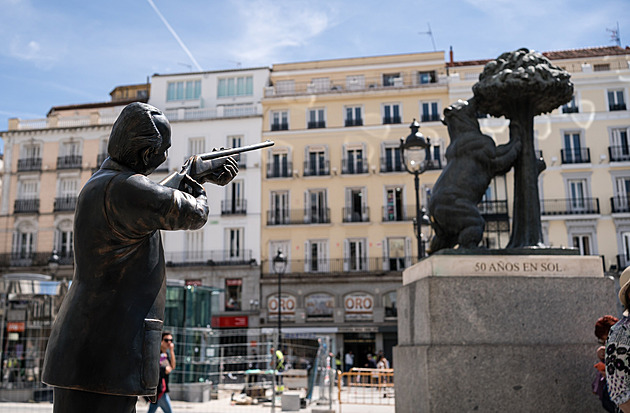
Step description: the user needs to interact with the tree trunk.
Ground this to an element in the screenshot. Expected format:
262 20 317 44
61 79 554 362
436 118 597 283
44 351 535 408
506 107 544 248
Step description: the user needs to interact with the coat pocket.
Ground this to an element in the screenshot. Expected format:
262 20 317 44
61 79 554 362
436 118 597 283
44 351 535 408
141 318 163 389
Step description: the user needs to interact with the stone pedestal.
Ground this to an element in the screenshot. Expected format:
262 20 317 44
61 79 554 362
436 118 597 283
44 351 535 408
394 252 617 413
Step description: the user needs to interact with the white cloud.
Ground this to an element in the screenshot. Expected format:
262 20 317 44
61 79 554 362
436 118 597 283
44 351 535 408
228 0 338 63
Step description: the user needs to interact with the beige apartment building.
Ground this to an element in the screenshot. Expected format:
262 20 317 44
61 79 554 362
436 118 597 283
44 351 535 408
260 52 453 365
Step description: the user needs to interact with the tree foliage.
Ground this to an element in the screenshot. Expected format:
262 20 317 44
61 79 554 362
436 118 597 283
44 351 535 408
473 48 573 118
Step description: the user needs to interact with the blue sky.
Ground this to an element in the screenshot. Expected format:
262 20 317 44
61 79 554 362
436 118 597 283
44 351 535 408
0 0 628 142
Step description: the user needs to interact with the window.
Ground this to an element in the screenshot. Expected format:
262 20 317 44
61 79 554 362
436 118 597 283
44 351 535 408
306 189 328 223
384 291 397 318
421 101 440 122
187 137 205 157
345 238 367 271
267 150 290 178
346 75 365 90
562 96 579 113
13 230 34 259
387 237 406 271
55 178 78 211
223 180 245 215
425 143 443 170
622 232 630 268
18 143 42 171
609 89 627 111
384 187 405 221
304 146 328 176
307 108 326 129
305 241 328 273
269 241 290 273
418 71 436 84
610 127 630 162
227 135 245 167
275 80 295 94
226 228 244 260
217 76 253 98
572 234 592 255
343 146 367 174
186 230 204 262
344 188 368 222
271 110 289 131
345 106 363 127
383 73 401 87
594 63 610 72
225 279 242 311
167 80 201 101
381 145 403 172
613 176 630 212
562 132 588 163
383 103 401 124
18 179 38 200
309 77 330 93
305 293 333 318
55 224 73 262
58 141 82 169
568 179 587 212
269 191 289 225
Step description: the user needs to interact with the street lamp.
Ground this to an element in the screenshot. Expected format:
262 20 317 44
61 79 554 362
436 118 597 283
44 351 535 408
48 250 60 278
272 249 287 348
400 119 430 259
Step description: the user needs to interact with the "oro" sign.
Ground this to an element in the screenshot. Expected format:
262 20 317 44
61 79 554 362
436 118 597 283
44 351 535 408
344 293 373 320
268 294 296 316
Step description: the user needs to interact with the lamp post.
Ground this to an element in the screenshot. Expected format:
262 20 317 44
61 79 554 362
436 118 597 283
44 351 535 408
272 249 287 349
400 120 430 260
48 250 60 278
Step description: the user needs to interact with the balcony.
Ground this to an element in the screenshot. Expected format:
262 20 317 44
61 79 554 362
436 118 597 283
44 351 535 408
266 161 292 178
0 252 52 267
345 119 363 127
14 199 39 214
478 200 509 220
164 105 260 121
165 249 253 267
54 196 78 212
341 158 368 174
617 254 630 271
262 256 417 275
541 198 600 215
303 160 330 177
383 116 402 125
96 152 108 166
342 206 370 223
423 158 443 171
267 208 330 225
271 122 289 131
610 103 627 111
609 146 630 162
611 196 630 213
421 113 441 122
17 157 42 172
560 148 590 164
380 157 404 173
382 205 414 222
57 155 83 170
307 121 326 129
562 105 579 114
221 199 247 215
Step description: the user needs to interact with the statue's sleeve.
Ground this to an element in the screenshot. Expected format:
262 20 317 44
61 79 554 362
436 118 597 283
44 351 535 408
106 173 208 237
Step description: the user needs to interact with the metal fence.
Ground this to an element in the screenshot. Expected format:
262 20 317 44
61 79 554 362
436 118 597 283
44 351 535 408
337 368 395 412
0 329 353 413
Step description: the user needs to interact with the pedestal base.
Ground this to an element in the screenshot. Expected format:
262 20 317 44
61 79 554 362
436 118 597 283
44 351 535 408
395 254 617 413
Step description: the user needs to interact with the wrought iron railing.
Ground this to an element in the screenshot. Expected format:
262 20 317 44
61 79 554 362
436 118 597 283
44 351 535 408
609 146 630 162
341 158 368 174
165 250 253 267
54 196 77 212
266 161 292 178
303 160 330 176
267 208 331 225
14 199 39 213
57 155 83 169
342 206 370 223
17 157 42 172
540 198 600 215
560 148 590 164
221 199 247 215
611 196 630 213
382 205 414 222
262 256 416 275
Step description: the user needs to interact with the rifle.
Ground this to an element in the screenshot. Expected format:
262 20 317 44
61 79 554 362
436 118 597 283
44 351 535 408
198 140 275 160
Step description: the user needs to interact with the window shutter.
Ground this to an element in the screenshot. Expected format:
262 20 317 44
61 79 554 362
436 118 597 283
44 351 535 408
343 239 349 272
405 237 412 268
382 239 388 271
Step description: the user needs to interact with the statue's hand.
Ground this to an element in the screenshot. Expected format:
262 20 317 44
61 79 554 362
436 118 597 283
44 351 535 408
183 151 239 186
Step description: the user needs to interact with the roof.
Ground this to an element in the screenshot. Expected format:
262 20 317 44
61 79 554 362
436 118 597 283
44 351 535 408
447 45 630 67
46 97 148 116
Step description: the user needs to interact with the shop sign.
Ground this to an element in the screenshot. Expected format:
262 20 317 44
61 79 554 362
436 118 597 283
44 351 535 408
305 293 334 317
6 322 25 332
268 294 296 320
344 293 373 320
226 278 242 286
185 279 202 286
211 316 248 328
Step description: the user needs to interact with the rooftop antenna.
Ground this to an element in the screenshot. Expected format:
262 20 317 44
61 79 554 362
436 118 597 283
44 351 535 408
607 22 621 47
419 23 437 51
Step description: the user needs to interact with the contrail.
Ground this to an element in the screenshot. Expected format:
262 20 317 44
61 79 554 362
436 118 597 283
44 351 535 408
145 0 203 72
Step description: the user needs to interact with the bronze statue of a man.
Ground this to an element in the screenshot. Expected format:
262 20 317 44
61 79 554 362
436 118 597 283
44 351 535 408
42 102 237 412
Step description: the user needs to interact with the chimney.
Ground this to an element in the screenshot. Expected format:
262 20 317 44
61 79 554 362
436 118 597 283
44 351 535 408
449 46 454 64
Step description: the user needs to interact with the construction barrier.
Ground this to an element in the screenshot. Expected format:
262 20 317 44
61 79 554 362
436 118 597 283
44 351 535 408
337 368 394 412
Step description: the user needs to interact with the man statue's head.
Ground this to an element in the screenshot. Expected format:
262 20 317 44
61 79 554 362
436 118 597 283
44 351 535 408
108 102 171 175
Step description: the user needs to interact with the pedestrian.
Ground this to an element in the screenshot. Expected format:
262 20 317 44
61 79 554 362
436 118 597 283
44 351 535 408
594 315 618 413
147 332 176 413
606 267 630 412
344 350 354 372
42 102 238 412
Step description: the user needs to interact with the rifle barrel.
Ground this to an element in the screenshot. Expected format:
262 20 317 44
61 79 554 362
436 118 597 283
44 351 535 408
199 140 275 160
